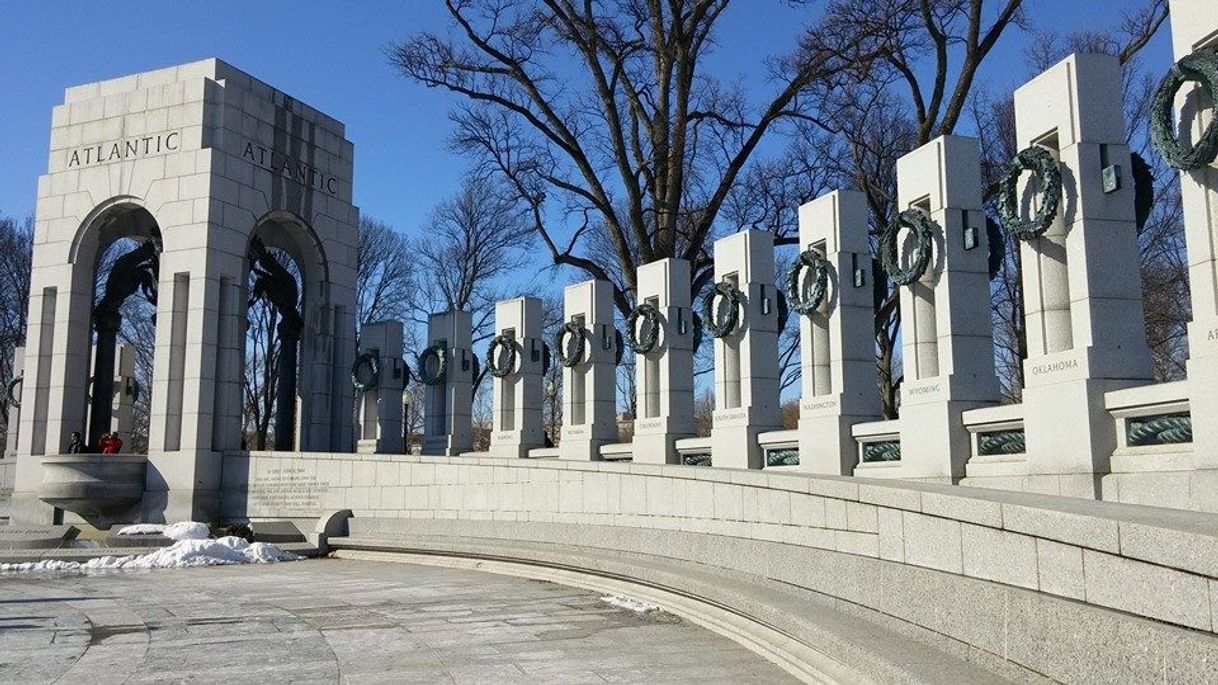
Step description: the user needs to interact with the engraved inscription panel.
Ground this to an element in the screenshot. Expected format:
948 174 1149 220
248 466 330 515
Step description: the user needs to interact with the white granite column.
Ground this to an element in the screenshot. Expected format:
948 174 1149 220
489 297 545 458
708 230 781 469
796 191 880 474
632 259 696 464
1166 0 1218 471
421 310 474 456
355 321 405 455
559 280 618 460
880 136 1000 481
144 264 226 523
1014 53 1153 495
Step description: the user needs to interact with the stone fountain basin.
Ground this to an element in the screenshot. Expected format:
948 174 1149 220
38 454 147 518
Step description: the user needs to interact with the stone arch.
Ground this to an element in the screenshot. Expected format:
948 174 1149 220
59 197 163 451
68 195 158 265
248 210 331 307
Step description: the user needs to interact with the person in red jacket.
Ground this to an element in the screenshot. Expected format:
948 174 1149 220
99 432 123 454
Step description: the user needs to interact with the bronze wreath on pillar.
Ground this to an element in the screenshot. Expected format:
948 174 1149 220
786 248 829 317
1151 47 1218 171
486 334 518 378
626 303 662 354
701 280 744 338
5 375 22 408
997 146 1062 240
416 341 448 386
879 207 935 286
351 352 380 391
554 321 587 368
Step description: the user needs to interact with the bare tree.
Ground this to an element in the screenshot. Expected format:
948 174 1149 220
972 91 1025 401
243 279 281 450
819 0 1026 417
411 175 538 445
539 295 564 444
115 288 156 454
415 175 532 341
357 216 416 332
0 214 33 452
390 0 889 317
773 0 1167 416
402 381 426 453
693 388 714 437
355 215 420 449
242 250 302 450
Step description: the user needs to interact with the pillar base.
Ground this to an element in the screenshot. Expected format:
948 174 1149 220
1188 326 1218 470
711 410 779 470
882 398 994 481
357 438 401 455
1024 376 1143 480
559 438 607 461
422 434 472 457
632 422 691 465
488 430 543 458
799 411 871 475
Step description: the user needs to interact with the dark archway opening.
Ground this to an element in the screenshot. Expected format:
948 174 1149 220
243 238 304 451
88 206 161 453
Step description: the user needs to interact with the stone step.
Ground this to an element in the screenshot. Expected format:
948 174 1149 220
329 530 1027 684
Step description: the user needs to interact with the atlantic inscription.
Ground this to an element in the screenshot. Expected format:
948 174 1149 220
67 131 180 167
242 141 339 195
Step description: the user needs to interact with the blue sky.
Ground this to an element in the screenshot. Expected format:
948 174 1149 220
0 0 1173 237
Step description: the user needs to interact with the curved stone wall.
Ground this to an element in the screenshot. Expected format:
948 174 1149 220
222 452 1218 681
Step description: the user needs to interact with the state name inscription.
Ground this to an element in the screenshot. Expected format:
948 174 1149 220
248 466 329 513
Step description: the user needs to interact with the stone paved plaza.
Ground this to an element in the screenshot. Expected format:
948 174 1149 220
0 559 795 684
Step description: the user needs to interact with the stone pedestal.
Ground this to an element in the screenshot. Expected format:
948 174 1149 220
883 136 999 481
796 192 880 475
110 344 137 440
1168 0 1218 470
421 310 474 456
559 280 618 460
355 321 405 455
709 231 780 470
489 297 545 458
5 346 24 459
633 259 695 464
1014 54 1152 494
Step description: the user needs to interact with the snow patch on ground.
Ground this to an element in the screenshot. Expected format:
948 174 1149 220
115 521 211 541
601 595 659 614
0 536 298 574
115 523 165 536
